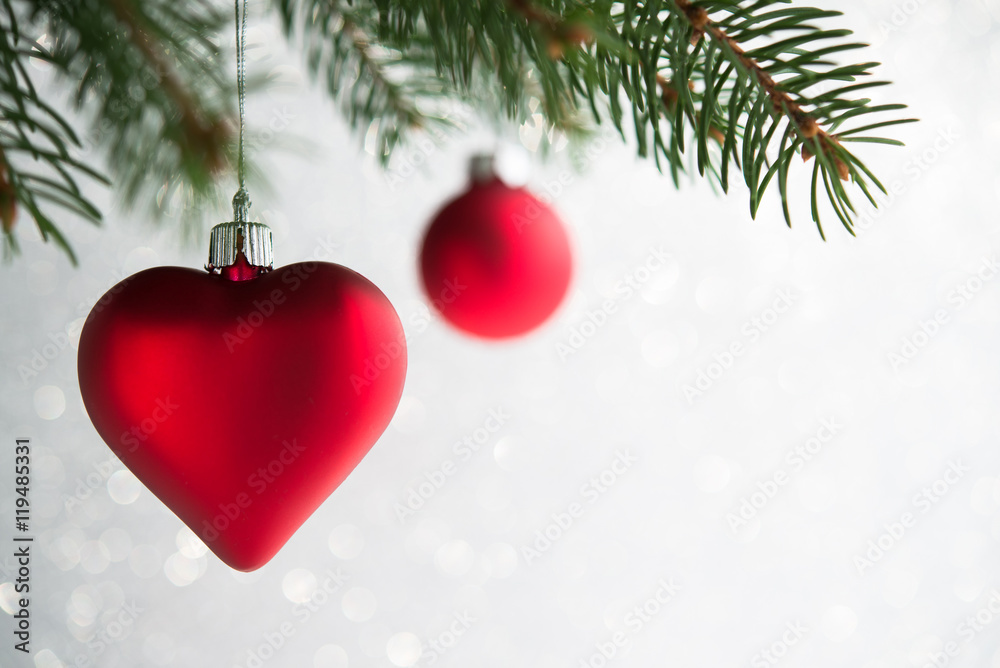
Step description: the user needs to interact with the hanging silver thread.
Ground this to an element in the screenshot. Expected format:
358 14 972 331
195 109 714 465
232 0 250 223
209 0 273 272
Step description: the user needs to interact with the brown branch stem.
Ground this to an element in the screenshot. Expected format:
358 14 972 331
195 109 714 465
108 0 228 172
673 0 847 178
339 14 418 124
0 145 16 232
507 0 593 59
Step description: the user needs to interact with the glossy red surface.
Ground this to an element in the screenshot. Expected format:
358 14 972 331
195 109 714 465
78 262 406 571
419 178 573 338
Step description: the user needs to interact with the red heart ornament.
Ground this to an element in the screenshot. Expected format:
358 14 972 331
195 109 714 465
78 260 406 571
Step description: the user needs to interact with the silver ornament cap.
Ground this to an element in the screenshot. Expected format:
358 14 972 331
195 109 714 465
469 153 498 183
208 221 273 270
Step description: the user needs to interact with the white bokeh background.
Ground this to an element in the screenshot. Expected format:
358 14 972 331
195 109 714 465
3 1 1000 667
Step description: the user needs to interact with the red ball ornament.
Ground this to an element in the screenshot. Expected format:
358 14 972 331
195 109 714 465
419 157 573 338
78 222 406 571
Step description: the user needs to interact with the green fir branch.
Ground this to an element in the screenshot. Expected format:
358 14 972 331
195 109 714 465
0 0 915 262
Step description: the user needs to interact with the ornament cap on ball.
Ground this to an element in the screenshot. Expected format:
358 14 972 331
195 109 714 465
206 187 274 280
205 222 274 280
469 153 499 183
418 153 574 339
207 221 273 275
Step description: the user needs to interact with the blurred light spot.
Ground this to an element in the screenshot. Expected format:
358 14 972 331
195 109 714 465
694 456 731 493
128 545 161 578
34 385 65 420
359 623 393 658
123 247 159 275
328 524 365 560
107 470 142 505
342 587 377 622
164 552 203 587
639 258 681 305
386 632 422 667
954 574 986 603
48 531 84 571
391 396 426 435
282 568 318 603
176 527 209 559
482 543 518 579
33 649 65 668
434 539 475 577
822 605 858 641
314 644 349 668
68 318 85 349
404 518 451 564
0 582 18 614
494 436 530 473
69 584 102 626
494 145 531 187
78 540 111 574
